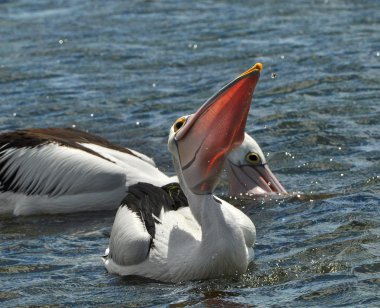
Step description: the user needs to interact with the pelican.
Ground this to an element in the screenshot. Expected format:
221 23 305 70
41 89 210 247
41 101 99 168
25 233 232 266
0 128 175 216
103 63 261 282
0 71 285 217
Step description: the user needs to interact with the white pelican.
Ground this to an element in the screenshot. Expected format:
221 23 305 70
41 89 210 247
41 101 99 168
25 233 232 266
0 70 285 217
0 128 175 216
103 63 262 282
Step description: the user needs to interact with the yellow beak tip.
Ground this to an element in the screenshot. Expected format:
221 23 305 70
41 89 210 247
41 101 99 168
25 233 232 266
254 62 263 72
239 62 263 78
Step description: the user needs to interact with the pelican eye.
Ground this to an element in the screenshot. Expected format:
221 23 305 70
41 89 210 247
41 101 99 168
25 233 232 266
173 117 186 132
245 152 261 165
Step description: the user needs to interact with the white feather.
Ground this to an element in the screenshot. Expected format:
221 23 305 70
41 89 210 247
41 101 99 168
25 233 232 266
0 141 174 215
0 143 127 215
105 195 256 283
79 143 172 187
128 148 157 167
108 206 151 266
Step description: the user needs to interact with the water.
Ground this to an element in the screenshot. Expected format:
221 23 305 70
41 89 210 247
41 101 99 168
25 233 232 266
1 0 379 306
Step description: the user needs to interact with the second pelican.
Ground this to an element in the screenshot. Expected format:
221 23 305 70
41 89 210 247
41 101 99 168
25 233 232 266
104 63 262 282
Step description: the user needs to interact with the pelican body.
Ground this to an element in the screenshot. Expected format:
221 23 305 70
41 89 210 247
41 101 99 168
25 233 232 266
0 128 173 216
104 63 262 282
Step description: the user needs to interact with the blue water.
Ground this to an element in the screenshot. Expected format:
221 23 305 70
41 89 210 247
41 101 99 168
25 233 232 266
1 0 380 306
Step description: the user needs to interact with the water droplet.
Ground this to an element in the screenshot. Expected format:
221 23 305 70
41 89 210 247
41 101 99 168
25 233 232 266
90 113 94 117
59 39 64 45
193 44 198 49
271 73 277 79
12 112 17 117
72 124 76 128
330 158 333 161
340 173 344 177
152 83 156 87
338 147 342 150
377 52 380 57
280 55 285 59
136 121 140 126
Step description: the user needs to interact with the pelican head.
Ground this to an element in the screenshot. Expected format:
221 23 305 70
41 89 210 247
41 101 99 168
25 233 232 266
224 133 287 196
168 63 262 195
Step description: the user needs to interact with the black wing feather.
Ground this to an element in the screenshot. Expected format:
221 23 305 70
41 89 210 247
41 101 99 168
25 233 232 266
121 182 188 242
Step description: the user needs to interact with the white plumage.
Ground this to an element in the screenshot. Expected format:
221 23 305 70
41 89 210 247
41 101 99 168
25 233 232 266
0 129 173 216
105 194 256 282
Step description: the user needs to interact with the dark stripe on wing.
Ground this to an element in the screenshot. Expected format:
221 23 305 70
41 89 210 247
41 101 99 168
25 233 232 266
0 128 138 157
121 182 188 246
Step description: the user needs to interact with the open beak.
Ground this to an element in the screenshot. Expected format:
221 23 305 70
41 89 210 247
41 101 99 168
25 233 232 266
175 63 262 194
226 162 287 195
